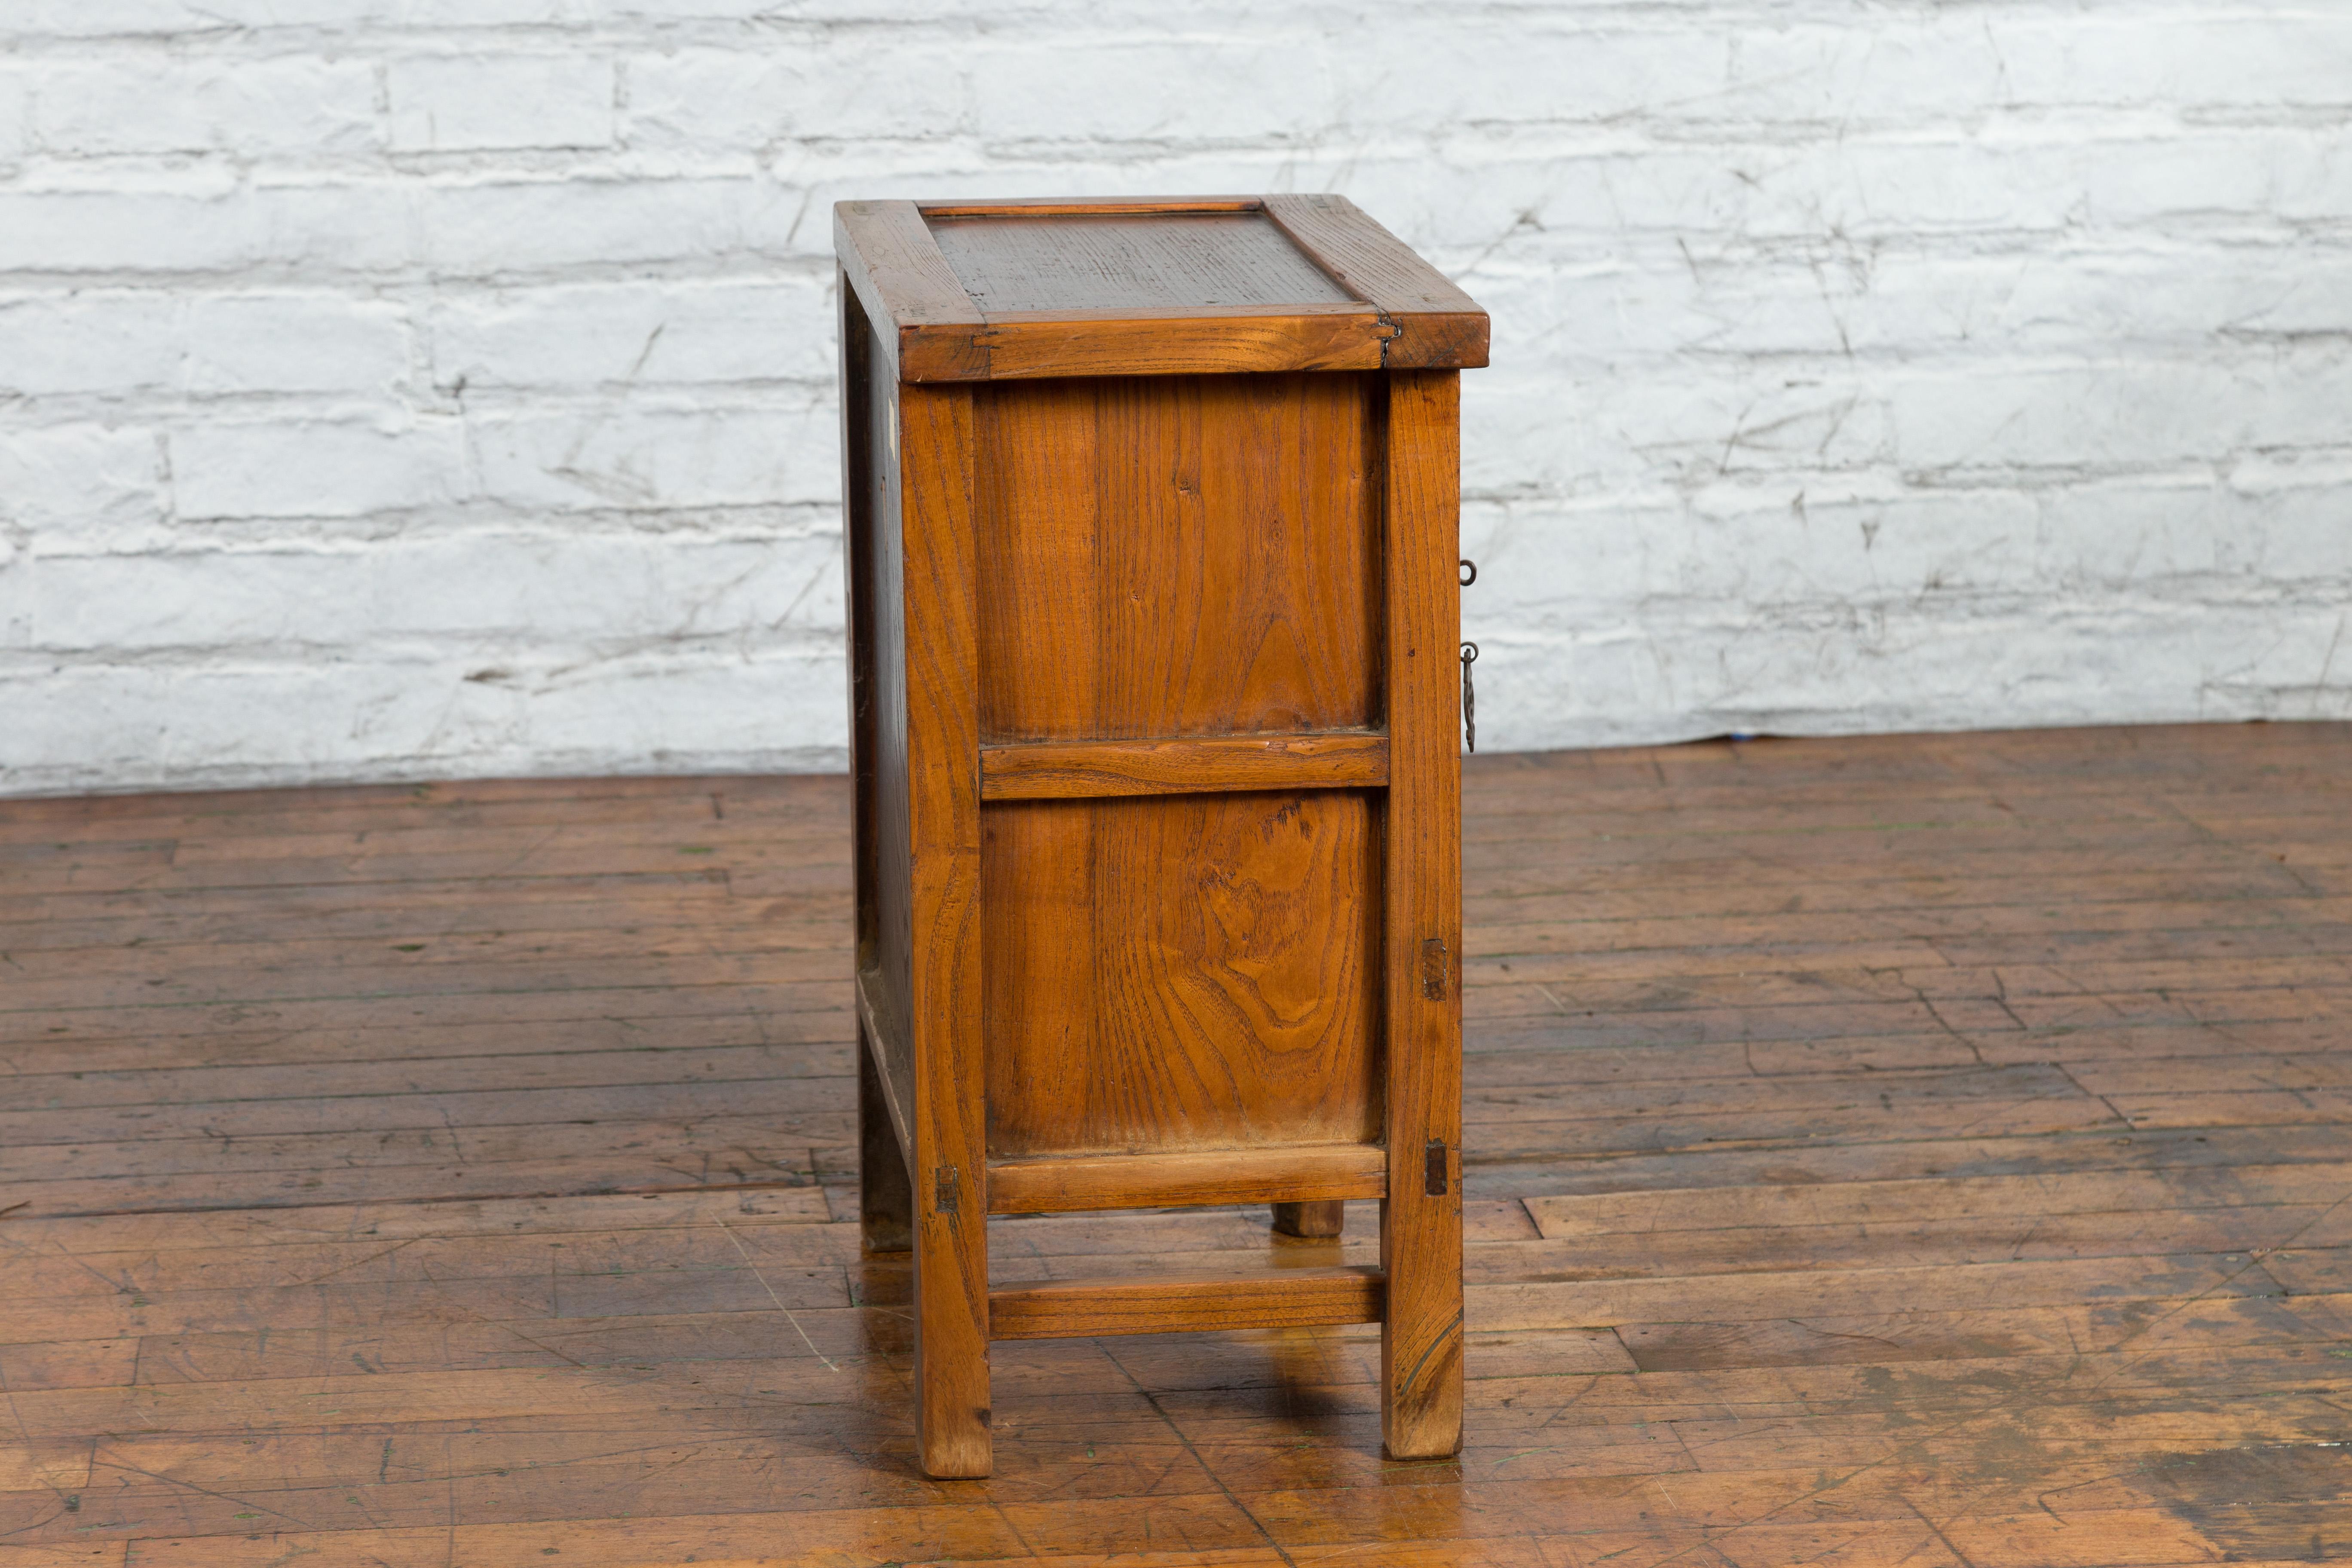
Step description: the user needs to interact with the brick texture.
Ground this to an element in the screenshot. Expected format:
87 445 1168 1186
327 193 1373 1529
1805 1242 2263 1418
3 3 2349 793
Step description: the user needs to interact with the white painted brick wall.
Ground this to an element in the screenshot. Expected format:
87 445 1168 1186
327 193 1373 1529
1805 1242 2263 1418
387 56 616 153
3 2 2349 795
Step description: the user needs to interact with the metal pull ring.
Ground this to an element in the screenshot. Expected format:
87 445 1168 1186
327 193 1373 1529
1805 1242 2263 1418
1459 558 1477 588
1459 642 1478 754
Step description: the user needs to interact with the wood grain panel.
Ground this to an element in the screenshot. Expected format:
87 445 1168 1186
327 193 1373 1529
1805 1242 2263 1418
988 1265 1384 1339
986 1143 1385 1214
975 372 1381 742
982 790 1382 1159
979 732 1387 801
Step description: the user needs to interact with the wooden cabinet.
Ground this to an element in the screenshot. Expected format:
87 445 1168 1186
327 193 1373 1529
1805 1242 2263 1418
834 195 1487 1478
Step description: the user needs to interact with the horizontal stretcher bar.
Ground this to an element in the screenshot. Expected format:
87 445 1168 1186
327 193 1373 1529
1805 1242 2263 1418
986 1143 1387 1214
979 732 1389 801
989 1265 1384 1340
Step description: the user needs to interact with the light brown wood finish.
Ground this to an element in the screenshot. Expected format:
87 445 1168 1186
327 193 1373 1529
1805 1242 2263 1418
3 723 2352 1562
988 1266 1384 1340
1380 369 1467 1459
837 195 1488 382
979 732 1389 800
987 1144 1386 1215
957 309 1388 379
833 200 985 382
895 379 992 1479
980 790 1384 1158
1265 193 1492 370
972 372 1381 741
840 197 1480 1477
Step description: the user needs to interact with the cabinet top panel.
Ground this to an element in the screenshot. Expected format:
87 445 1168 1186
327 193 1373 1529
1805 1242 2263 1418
836 195 1488 383
931 212 1355 314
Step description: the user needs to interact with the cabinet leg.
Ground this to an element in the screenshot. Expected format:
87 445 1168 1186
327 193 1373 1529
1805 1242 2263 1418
1271 1200 1346 1237
857 1028 912 1254
914 1161 992 1478
1379 1173 1463 1458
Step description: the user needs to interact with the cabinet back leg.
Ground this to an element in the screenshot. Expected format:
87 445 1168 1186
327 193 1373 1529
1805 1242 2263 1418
1272 1200 1346 1238
857 1025 913 1254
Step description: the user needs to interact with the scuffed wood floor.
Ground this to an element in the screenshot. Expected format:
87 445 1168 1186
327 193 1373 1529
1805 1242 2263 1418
3 723 2350 1566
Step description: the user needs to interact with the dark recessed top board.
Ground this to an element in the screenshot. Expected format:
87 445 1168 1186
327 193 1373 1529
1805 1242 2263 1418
836 195 1488 382
930 213 1357 313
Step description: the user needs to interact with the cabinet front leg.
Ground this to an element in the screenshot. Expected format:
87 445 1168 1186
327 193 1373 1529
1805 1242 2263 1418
914 1159 992 1477
1380 1145 1463 1459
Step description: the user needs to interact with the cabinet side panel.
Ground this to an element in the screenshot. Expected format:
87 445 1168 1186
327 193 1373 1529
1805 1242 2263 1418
845 274 918 1237
984 789 1381 1158
842 275 881 976
976 374 1380 741
861 322 916 1127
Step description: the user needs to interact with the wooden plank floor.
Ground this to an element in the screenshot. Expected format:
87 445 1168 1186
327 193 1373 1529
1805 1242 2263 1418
3 722 2350 1566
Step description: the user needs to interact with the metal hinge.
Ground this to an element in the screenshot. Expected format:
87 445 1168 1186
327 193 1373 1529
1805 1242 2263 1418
1459 559 1478 753
1459 642 1478 753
